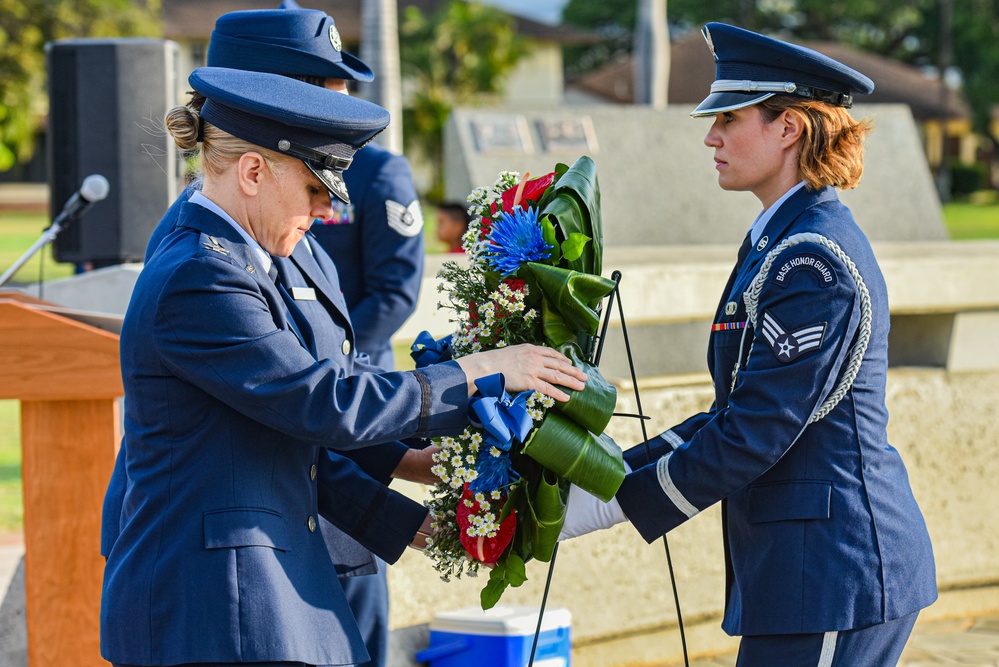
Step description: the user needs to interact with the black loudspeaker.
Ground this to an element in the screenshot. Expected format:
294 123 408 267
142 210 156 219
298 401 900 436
47 38 179 266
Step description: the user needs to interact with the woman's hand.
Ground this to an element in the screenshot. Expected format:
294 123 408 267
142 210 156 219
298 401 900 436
409 512 435 552
455 343 586 401
391 445 440 486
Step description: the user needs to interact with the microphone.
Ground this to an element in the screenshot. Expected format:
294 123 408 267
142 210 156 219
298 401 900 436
52 174 110 226
0 174 111 287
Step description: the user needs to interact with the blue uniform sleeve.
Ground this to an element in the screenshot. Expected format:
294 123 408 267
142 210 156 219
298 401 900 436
350 153 424 353
153 255 468 448
623 410 716 470
341 441 408 484
618 242 862 542
316 451 427 565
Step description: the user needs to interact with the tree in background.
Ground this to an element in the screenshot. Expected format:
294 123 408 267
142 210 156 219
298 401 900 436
0 0 160 173
562 0 999 136
400 0 526 201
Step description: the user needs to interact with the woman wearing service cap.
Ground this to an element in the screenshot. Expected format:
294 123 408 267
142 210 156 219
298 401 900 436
100 68 586 667
558 23 936 666
126 9 428 667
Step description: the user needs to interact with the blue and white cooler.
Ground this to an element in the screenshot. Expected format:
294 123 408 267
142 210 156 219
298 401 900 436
414 605 572 667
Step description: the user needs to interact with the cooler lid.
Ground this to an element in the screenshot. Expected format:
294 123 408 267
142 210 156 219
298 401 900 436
430 605 572 636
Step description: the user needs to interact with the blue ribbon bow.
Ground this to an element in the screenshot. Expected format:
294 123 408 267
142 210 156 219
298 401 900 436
410 331 454 368
468 374 534 492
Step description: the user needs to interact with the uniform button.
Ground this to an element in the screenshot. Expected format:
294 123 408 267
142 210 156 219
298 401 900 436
308 515 317 532
341 339 351 355
310 464 317 481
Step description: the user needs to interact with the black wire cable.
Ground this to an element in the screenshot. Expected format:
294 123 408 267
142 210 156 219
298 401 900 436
527 271 689 667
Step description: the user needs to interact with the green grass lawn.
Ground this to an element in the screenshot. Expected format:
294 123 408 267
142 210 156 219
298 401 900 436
939 200 999 240
0 196 995 535
0 212 76 285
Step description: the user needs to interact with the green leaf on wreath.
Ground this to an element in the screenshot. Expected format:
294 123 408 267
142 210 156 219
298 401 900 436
522 412 625 502
540 299 576 349
504 552 527 587
528 468 568 562
538 156 602 276
528 263 615 337
540 215 561 265
551 343 617 435
481 569 509 610
560 233 591 263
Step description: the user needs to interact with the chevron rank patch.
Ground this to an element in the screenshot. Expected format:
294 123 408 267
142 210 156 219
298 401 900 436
386 199 424 237
773 252 837 288
760 311 826 363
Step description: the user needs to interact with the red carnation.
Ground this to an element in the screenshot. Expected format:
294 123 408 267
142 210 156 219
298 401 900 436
502 278 526 292
500 172 557 213
455 484 516 564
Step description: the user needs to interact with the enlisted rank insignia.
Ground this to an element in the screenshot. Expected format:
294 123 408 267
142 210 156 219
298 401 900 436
386 199 424 237
203 236 228 255
329 25 342 51
761 311 826 363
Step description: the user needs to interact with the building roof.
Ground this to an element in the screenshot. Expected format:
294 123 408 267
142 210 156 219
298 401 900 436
161 0 597 45
571 30 969 121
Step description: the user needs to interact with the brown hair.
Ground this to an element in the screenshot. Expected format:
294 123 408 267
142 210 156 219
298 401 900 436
163 104 288 179
757 96 873 191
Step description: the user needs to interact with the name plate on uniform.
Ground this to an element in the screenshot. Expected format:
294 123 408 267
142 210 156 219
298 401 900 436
290 287 317 301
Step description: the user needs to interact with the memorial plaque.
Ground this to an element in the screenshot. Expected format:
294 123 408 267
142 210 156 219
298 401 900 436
537 116 599 153
471 116 533 153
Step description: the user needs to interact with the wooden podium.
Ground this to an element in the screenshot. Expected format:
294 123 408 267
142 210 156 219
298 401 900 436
0 292 121 667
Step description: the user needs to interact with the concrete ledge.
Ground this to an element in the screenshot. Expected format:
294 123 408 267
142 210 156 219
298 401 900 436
397 240 999 376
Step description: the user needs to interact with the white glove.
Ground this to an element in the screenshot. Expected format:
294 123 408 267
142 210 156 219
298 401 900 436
558 462 631 541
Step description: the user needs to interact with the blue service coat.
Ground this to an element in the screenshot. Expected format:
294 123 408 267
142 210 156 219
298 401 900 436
310 143 424 370
101 201 468 666
616 186 937 636
128 185 411 577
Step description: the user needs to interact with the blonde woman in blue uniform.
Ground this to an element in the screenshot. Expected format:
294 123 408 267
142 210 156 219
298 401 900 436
100 67 586 667
124 9 440 664
560 23 936 666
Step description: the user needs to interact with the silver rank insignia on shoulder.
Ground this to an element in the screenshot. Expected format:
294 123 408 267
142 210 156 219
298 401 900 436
386 199 424 237
203 236 228 255
245 264 255 274
725 301 738 315
761 311 826 363
756 235 769 252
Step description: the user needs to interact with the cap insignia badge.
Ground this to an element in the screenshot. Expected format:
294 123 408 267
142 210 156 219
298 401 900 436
329 25 342 52
703 26 718 61
328 171 349 203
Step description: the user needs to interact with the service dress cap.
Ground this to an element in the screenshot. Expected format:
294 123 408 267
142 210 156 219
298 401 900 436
189 67 390 205
691 22 874 117
208 9 373 82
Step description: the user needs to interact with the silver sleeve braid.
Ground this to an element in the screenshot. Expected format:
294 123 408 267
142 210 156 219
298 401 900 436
739 232 873 424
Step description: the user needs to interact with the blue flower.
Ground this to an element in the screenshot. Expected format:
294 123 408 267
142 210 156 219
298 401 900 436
486 207 552 276
470 449 520 493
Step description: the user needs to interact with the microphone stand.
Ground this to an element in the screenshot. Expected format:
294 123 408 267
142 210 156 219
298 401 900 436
0 216 70 289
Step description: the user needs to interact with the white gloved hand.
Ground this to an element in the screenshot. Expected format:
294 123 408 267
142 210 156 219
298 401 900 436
558 462 632 541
